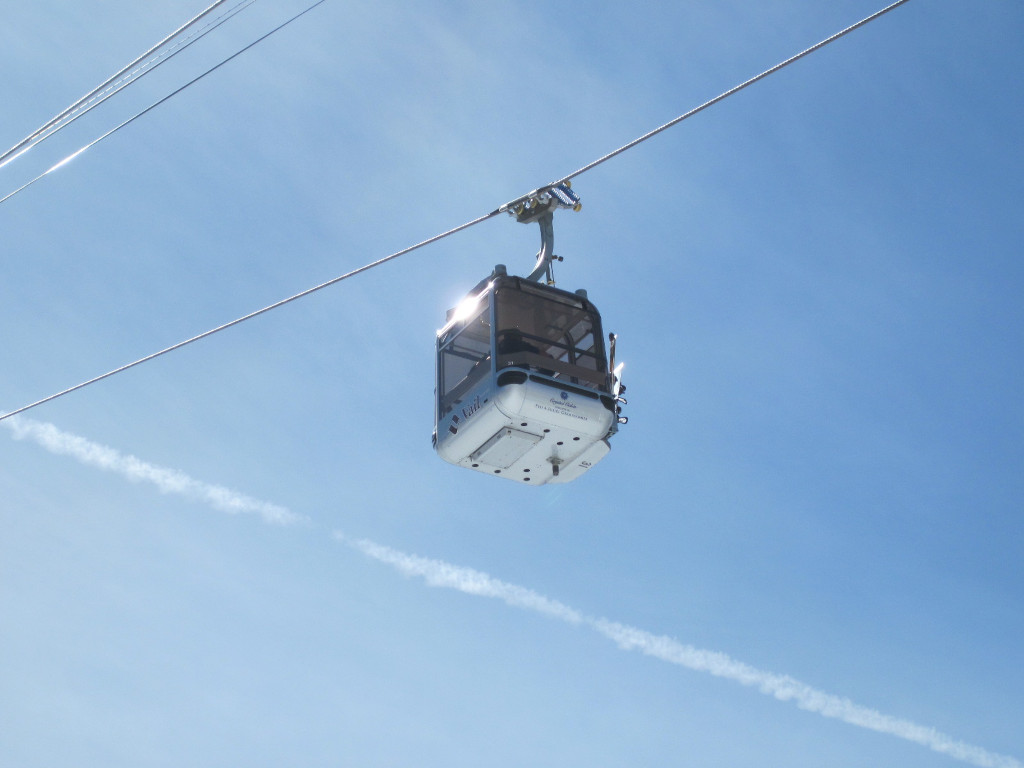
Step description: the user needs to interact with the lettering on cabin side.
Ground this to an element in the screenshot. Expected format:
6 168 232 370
462 395 482 420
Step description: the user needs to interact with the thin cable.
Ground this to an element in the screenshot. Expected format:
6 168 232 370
0 0 240 169
1 0 910 422
0 211 498 423
0 0 254 172
544 0 912 191
0 0 326 207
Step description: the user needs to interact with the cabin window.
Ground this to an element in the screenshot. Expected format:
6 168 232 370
438 303 492 415
494 282 607 390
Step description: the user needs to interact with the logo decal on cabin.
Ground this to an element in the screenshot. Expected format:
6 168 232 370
461 395 482 420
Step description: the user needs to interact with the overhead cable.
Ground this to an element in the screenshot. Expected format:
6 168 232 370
0 0 912 423
0 212 497 422
0 0 325 207
0 1 254 172
496 0 913 216
551 0 912 187
0 0 249 170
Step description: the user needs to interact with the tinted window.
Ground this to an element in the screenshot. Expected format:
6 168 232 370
438 304 491 415
495 282 606 389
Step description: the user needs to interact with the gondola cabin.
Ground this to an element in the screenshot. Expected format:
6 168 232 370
433 264 621 484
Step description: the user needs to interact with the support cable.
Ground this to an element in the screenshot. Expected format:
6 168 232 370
0 0 244 169
0 212 497 422
555 0 912 185
0 0 326 207
498 0 912 214
0 0 911 423
0 0 254 173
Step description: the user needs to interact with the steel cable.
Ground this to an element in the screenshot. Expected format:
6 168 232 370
551 0 913 189
0 0 246 170
0 0 912 423
0 0 326 207
0 211 498 422
0 1 254 173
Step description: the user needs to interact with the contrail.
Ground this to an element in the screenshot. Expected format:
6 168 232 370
6 418 1017 767
338 533 1022 768
3 416 303 525
342 535 585 624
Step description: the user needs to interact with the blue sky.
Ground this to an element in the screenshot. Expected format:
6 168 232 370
2 1 1022 766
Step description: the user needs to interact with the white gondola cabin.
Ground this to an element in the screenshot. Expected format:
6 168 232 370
432 183 626 484
433 265 621 484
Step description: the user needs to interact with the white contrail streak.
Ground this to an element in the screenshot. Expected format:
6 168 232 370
341 535 584 624
591 620 1019 768
338 533 1022 768
4 416 303 525
6 417 1017 767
